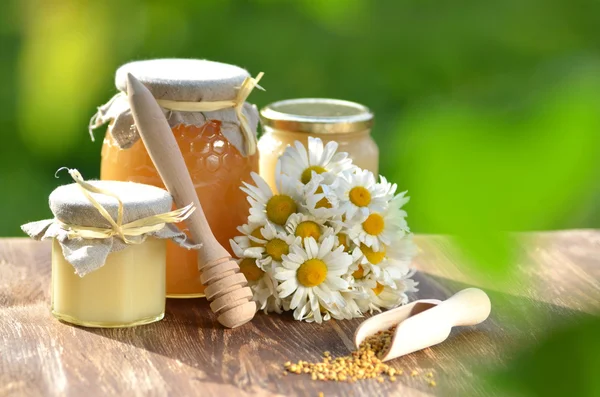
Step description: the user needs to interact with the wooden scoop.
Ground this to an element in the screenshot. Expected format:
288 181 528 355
354 288 491 361
126 73 256 328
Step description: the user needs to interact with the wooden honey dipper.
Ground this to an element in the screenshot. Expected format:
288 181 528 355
126 73 256 328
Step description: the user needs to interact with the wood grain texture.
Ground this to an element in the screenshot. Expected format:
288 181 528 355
1 231 599 397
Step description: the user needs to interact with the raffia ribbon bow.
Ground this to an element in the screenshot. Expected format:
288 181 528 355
155 72 264 155
56 168 195 244
89 72 264 156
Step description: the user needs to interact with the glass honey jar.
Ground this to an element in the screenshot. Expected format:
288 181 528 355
21 170 198 327
258 98 377 192
90 59 261 298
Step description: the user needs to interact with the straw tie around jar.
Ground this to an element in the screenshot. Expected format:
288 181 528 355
55 168 196 244
88 72 264 156
155 72 264 155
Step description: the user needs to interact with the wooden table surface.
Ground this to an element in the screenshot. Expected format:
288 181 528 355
1 231 599 397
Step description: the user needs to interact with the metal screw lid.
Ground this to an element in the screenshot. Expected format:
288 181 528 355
260 98 373 134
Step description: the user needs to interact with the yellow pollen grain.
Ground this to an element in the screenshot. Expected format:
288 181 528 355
283 326 426 384
297 259 328 287
249 227 264 247
360 244 386 265
349 186 372 207
301 165 327 184
238 258 264 282
266 195 297 225
265 238 289 261
362 213 384 236
295 221 321 239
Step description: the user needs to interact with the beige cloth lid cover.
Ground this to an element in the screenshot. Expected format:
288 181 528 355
90 59 259 156
21 180 200 277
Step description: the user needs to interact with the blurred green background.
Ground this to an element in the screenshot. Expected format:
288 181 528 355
1 0 599 238
0 1 599 395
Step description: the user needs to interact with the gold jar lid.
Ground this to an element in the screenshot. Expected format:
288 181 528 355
260 98 374 134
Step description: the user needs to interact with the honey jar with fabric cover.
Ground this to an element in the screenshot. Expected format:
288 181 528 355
90 59 262 298
21 169 199 327
258 98 378 192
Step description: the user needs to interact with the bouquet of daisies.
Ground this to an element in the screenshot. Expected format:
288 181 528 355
230 137 417 323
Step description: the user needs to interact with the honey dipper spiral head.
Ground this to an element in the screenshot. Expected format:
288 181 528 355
200 257 257 328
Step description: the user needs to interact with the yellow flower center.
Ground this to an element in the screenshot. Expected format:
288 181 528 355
239 258 264 282
249 227 264 247
301 166 327 184
315 197 332 209
349 186 371 207
315 186 332 209
363 213 385 236
352 265 365 279
266 195 297 225
372 282 385 296
297 258 328 287
265 238 289 261
338 233 350 251
360 244 386 265
295 221 321 239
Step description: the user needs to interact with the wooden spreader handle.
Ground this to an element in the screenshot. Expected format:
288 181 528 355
126 73 256 328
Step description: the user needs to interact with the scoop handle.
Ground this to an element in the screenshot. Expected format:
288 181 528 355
436 288 491 327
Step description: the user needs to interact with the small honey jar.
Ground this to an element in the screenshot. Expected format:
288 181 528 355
258 98 378 191
21 169 198 327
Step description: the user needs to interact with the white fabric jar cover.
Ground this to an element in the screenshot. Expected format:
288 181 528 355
22 170 200 277
89 58 262 156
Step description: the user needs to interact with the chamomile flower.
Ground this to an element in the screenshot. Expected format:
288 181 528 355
233 137 416 322
236 222 267 244
274 236 352 323
379 235 417 276
279 137 355 185
317 290 364 321
335 290 367 320
235 222 302 266
350 239 412 285
335 169 389 221
241 172 302 227
293 288 350 323
376 175 399 198
347 202 410 251
230 222 268 259
354 277 410 313
230 237 263 260
237 257 284 314
301 172 342 219
285 213 333 242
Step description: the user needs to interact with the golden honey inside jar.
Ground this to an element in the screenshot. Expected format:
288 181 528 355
95 59 261 298
21 175 198 328
102 123 257 297
258 98 378 191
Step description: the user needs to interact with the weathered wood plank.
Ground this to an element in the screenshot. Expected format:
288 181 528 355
1 231 598 397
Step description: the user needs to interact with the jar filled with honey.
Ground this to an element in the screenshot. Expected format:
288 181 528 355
21 169 198 327
258 98 377 192
90 59 261 298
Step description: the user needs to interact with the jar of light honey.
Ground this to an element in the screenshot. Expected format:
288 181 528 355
91 59 261 298
21 171 198 327
258 98 377 191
